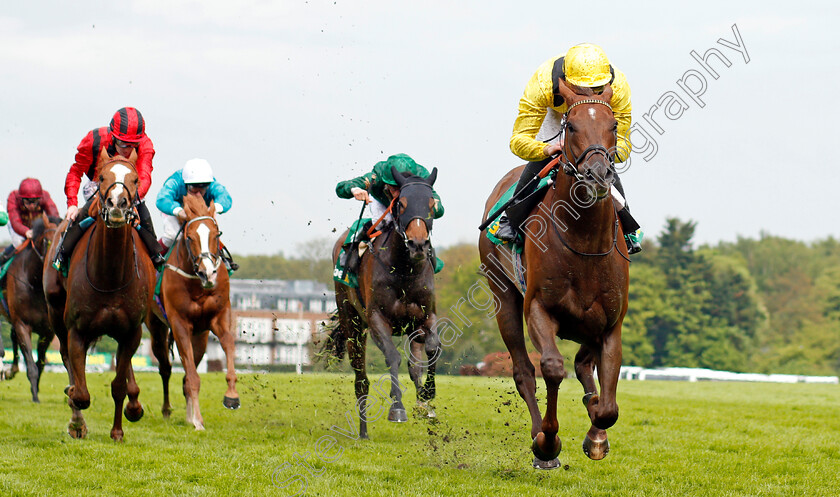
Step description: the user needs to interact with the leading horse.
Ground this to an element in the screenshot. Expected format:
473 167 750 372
322 167 441 439
479 83 630 468
1 214 60 401
147 193 239 431
44 148 157 441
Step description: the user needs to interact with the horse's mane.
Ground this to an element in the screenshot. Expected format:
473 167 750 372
30 216 61 239
182 193 212 218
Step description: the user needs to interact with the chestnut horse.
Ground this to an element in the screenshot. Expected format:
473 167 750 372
322 167 441 439
44 148 157 441
479 84 630 468
147 193 238 431
1 214 60 402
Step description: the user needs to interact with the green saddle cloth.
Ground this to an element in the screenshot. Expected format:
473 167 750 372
333 218 444 289
484 171 556 253
0 255 16 282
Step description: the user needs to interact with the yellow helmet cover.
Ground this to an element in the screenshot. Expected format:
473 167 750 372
564 43 612 87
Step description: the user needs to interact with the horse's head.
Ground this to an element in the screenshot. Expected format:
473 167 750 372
181 193 222 289
30 213 60 261
390 165 438 262
555 82 617 200
95 147 139 228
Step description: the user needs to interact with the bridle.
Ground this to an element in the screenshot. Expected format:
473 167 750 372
548 98 630 261
179 215 222 279
391 180 435 243
97 158 138 227
557 99 617 196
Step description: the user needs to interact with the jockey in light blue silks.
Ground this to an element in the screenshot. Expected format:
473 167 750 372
155 158 238 271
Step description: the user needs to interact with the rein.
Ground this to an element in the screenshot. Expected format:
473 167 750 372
367 197 397 239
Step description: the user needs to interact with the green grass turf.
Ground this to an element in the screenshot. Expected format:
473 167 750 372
0 372 838 496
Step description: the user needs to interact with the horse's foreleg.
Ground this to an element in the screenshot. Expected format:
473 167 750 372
110 333 140 442
490 273 542 439
575 345 598 407
8 325 19 379
526 299 564 468
36 333 52 390
583 326 622 461
171 317 203 430
214 309 240 410
368 313 406 423
13 323 40 403
422 316 440 403
65 327 89 439
346 327 370 439
124 362 144 423
148 317 172 418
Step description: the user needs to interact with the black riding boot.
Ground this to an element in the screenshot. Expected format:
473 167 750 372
220 244 238 271
136 201 165 269
495 158 551 243
52 200 93 272
613 174 642 254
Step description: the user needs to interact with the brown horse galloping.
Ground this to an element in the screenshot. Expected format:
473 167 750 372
1 214 60 401
479 83 630 468
147 194 238 431
44 148 157 441
323 167 441 439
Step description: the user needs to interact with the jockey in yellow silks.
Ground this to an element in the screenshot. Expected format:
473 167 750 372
496 43 643 253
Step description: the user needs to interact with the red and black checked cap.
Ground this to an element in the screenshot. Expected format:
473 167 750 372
109 107 146 143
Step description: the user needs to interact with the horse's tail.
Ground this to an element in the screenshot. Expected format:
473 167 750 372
317 310 346 362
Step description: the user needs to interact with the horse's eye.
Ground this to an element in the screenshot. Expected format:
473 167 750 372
567 124 575 133
611 123 618 131
99 175 104 181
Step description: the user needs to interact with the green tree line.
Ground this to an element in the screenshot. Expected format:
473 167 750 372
226 219 839 376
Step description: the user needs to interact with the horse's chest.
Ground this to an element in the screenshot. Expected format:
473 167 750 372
537 276 623 333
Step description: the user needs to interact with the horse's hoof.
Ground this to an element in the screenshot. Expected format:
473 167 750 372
32 397 40 404
532 433 562 461
194 424 206 431
415 401 436 418
110 430 125 442
582 392 596 407
162 407 172 419
64 385 71 396
582 434 610 460
124 405 144 422
67 422 87 439
223 396 241 410
532 457 561 470
388 408 408 423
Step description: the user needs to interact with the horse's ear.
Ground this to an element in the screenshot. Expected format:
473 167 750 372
426 167 438 186
391 165 405 188
98 146 110 168
600 84 613 104
128 148 138 165
556 79 580 107
208 199 216 218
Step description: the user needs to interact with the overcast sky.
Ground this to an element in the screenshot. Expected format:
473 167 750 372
1 0 837 255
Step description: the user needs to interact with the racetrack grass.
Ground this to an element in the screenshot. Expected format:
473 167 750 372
0 372 838 497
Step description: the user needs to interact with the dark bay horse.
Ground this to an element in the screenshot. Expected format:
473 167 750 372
44 148 157 441
479 83 630 468
2 214 60 401
323 167 441 439
147 193 238 431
